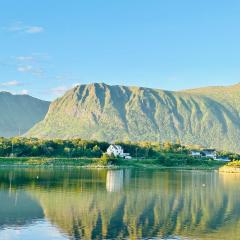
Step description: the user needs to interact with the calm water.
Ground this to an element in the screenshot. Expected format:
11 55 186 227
0 168 239 240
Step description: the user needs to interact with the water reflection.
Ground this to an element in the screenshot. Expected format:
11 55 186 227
106 170 131 192
0 168 240 239
106 170 124 192
0 191 43 229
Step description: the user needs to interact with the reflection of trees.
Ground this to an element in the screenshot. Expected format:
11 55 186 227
25 170 240 239
1 168 240 239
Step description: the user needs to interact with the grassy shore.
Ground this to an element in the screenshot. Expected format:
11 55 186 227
115 158 225 170
219 160 240 173
0 157 95 167
0 156 226 170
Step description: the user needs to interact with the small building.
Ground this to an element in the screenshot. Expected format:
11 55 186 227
190 151 201 157
107 145 124 157
124 155 132 159
215 156 230 162
106 144 132 159
202 149 217 159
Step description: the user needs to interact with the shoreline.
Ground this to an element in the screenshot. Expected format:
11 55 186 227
219 166 240 173
219 161 240 173
0 157 226 171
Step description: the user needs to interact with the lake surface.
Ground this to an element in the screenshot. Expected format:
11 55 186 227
0 168 239 240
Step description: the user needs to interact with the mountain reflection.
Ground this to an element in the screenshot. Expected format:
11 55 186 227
0 190 43 229
0 168 240 239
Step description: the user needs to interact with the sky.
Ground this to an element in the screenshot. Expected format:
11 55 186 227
0 0 240 100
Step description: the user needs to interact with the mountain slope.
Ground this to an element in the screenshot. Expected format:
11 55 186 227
27 83 240 152
0 92 50 137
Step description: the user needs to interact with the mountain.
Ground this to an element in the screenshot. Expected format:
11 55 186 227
0 92 50 137
26 83 240 152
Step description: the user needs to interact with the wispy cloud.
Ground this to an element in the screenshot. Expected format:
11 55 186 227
0 81 28 95
45 83 82 98
0 80 22 87
55 75 82 85
51 86 69 96
19 89 29 95
17 66 44 77
6 22 44 34
0 54 46 77
17 65 33 72
15 55 45 76
25 26 44 33
0 89 30 95
72 83 80 87
16 56 34 61
15 53 50 62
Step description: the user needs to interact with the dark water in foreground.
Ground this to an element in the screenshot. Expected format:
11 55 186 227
0 168 239 240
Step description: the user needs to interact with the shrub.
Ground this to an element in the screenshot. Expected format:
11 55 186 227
97 153 117 166
226 160 240 167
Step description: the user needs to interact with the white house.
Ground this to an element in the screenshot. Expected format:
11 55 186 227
107 145 124 157
190 151 201 157
214 156 230 162
106 145 132 159
202 149 217 159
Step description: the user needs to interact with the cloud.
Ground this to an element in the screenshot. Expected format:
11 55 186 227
0 81 29 96
13 54 48 77
25 26 44 33
17 65 33 72
19 89 29 95
6 22 44 34
55 74 83 84
3 89 30 95
72 83 80 87
15 53 50 63
0 80 22 87
51 86 69 96
17 65 44 76
16 56 34 61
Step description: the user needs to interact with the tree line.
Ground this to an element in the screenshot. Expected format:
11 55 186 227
0 137 187 158
0 137 239 160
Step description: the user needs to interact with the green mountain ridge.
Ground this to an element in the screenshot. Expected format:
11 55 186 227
26 83 240 153
0 92 50 137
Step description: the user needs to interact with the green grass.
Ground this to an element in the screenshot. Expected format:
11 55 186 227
0 154 226 170
116 157 225 169
0 157 94 167
224 160 240 167
219 160 240 173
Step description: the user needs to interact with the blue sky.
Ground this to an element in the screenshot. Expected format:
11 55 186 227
0 0 240 100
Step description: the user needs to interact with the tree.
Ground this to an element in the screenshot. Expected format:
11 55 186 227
92 145 102 158
98 153 116 166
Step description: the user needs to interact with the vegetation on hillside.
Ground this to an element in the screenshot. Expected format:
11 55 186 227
0 92 49 137
26 83 240 153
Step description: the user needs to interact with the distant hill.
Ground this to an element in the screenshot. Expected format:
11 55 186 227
0 92 50 137
26 83 240 153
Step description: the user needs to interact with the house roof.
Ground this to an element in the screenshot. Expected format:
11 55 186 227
110 144 122 150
